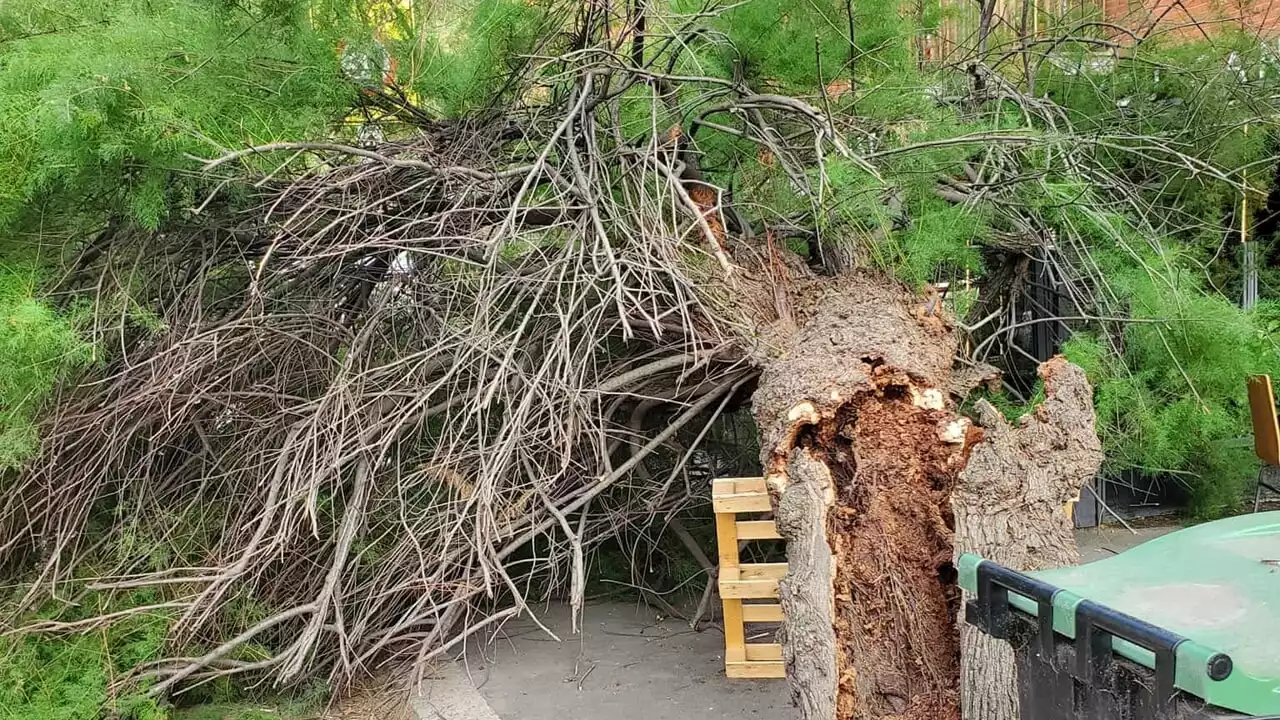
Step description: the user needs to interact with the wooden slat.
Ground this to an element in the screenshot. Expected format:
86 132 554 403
736 519 781 540
740 562 788 580
725 661 786 679
721 596 746 657
719 578 779 599
711 478 735 498
711 477 772 513
715 515 741 570
714 476 787 681
720 564 787 598
712 491 772 514
715 512 745 663
741 603 784 623
711 476 767 496
745 643 783 661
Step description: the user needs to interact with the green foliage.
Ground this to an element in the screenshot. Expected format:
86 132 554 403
0 266 92 469
173 707 278 720
959 382 1044 426
894 202 984 284
652 0 998 290
0 586 326 720
1063 253 1280 517
714 0 924 89
173 701 318 720
822 97 998 287
718 0 848 88
823 157 894 258
0 0 352 230
169 677 327 720
5 10 1280 717
395 0 548 117
1030 174 1280 514
0 593 169 720
1037 34 1274 248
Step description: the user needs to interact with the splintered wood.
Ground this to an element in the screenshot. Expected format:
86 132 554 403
713 476 786 679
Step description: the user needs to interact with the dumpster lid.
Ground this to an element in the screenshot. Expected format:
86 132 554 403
959 511 1280 715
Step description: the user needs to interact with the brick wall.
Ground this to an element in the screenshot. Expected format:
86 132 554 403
1107 0 1280 39
925 0 1280 63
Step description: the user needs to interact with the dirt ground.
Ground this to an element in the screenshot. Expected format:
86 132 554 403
404 525 1175 720
1075 523 1176 563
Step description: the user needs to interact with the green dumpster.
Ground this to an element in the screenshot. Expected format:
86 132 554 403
958 511 1280 718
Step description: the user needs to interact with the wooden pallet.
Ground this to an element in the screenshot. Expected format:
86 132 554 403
712 476 786 679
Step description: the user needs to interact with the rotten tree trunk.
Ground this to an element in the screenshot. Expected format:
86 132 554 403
753 275 972 720
952 358 1103 720
750 274 1102 720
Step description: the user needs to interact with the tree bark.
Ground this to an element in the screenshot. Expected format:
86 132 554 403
750 274 1101 720
753 274 973 720
952 358 1103 720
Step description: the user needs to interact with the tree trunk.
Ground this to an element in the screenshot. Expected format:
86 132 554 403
751 275 1101 720
952 358 1103 720
753 275 973 720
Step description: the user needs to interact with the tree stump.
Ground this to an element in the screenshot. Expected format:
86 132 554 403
751 275 1101 720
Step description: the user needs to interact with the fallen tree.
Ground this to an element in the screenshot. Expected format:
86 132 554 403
0 0 1268 717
